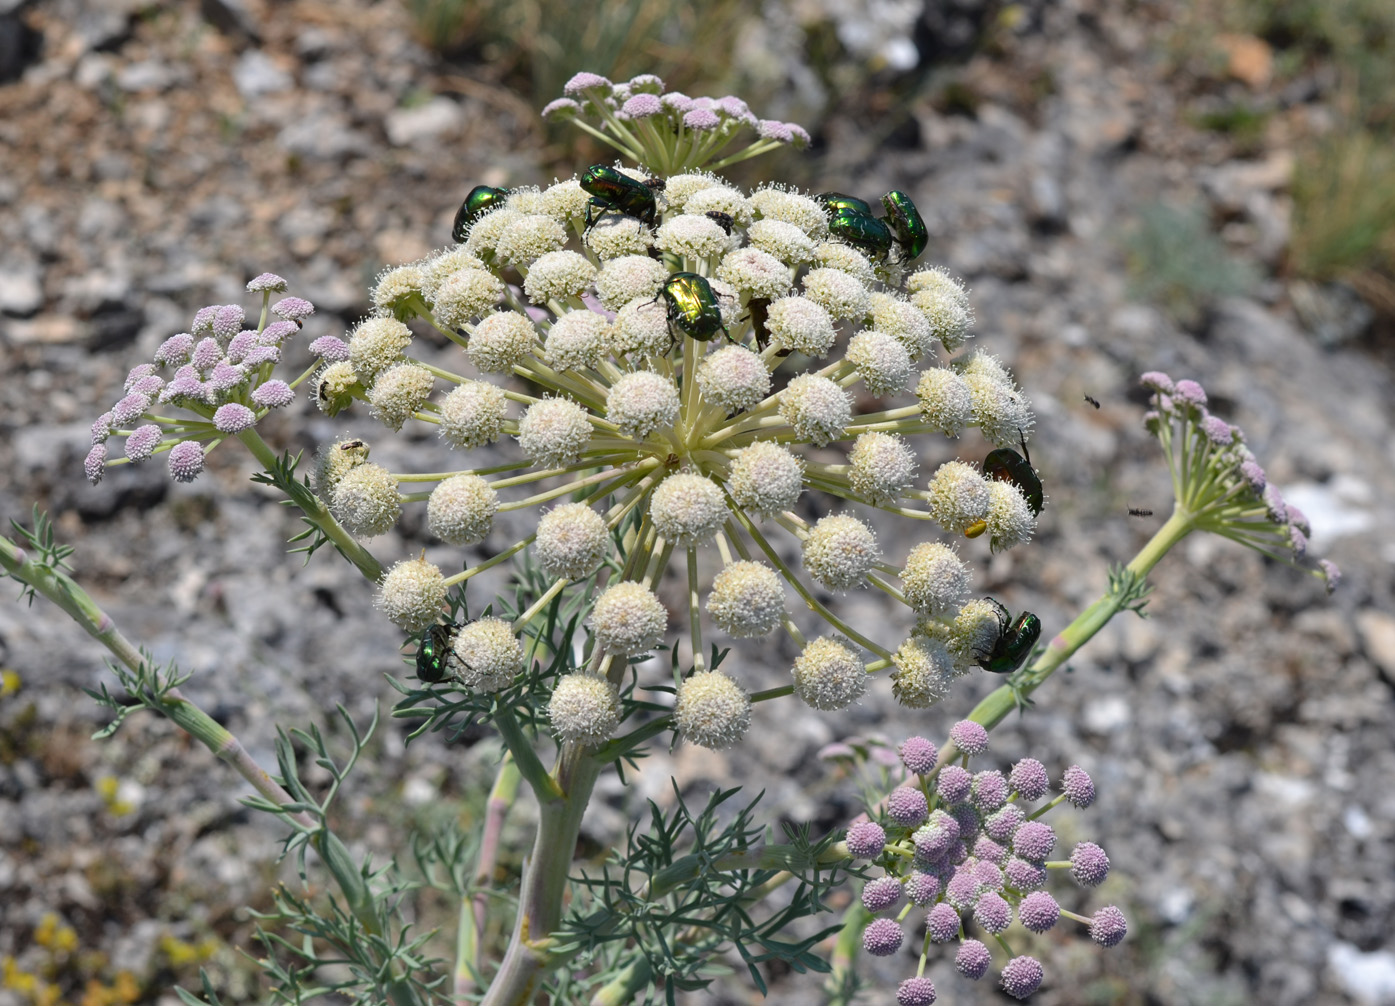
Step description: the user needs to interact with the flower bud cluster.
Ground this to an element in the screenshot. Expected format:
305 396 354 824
335 145 1052 738
1140 372 1339 592
84 274 310 485
85 84 1051 757
847 728 1125 998
545 73 810 175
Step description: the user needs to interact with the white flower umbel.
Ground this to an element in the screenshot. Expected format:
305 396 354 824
311 156 1043 714
147 137 1042 724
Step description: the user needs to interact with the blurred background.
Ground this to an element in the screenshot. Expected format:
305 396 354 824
0 0 1393 1003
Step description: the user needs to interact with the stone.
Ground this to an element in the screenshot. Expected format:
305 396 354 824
232 49 292 98
0 266 43 317
1355 610 1395 679
384 97 463 147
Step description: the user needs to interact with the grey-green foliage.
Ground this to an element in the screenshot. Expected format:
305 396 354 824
1123 202 1258 325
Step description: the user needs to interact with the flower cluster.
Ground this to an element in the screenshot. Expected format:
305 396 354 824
85 78 1045 753
844 726 1125 1001
543 72 810 175
1141 372 1339 592
84 274 312 485
359 152 1045 744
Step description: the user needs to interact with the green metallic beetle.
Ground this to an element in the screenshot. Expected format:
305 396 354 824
827 206 894 260
452 185 508 243
815 191 875 219
983 445 1045 516
580 165 659 228
976 598 1042 674
651 271 730 345
881 189 928 262
415 622 460 683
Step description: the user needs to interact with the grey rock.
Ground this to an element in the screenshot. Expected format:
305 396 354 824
115 59 175 93
1355 610 1395 679
233 49 292 99
0 265 42 316
1329 942 1395 1006
384 97 464 147
276 110 367 160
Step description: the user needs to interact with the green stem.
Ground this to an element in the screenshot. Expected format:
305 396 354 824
236 428 383 582
948 507 1194 757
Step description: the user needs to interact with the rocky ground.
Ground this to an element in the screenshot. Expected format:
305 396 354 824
1 0 1393 1004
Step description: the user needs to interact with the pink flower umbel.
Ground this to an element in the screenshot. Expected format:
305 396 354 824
83 275 316 484
1142 372 1339 590
554 72 809 174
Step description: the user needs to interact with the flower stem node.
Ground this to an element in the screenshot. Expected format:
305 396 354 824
377 556 447 633
427 474 498 545
590 580 667 655
548 672 621 747
534 502 610 579
791 636 867 710
707 561 785 637
649 473 727 547
674 670 751 750
452 617 524 692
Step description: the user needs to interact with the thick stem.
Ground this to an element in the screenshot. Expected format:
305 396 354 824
457 754 522 1001
479 752 604 1006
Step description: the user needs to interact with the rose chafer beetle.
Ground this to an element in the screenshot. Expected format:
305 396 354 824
976 598 1042 674
415 622 460 683
827 207 894 260
983 445 1045 516
881 189 928 262
815 191 874 219
580 164 659 228
452 185 508 243
651 271 730 345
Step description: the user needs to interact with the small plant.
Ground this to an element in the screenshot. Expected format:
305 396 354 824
1122 201 1259 326
5 72 1337 1004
